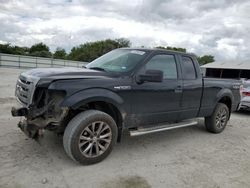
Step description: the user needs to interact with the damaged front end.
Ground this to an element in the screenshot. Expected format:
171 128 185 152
12 75 69 139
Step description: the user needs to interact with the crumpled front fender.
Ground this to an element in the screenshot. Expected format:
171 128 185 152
60 88 124 110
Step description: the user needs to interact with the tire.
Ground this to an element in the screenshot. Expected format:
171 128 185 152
63 110 118 165
205 103 230 133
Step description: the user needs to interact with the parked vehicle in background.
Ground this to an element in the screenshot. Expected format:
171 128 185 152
240 80 250 110
11 48 242 165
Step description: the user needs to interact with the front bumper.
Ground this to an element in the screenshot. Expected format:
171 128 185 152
239 101 250 110
18 119 40 138
11 107 28 117
11 106 40 139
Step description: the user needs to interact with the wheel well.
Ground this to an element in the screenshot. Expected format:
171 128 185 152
85 101 123 128
76 101 123 142
63 101 123 141
218 96 232 111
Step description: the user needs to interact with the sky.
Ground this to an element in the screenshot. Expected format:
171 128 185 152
0 0 250 61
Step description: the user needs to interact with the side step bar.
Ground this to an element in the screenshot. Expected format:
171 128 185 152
129 120 198 137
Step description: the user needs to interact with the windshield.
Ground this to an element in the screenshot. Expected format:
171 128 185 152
86 49 148 73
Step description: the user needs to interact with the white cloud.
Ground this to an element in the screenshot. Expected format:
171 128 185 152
0 0 250 61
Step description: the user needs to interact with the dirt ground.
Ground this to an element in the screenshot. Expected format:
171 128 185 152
0 67 250 188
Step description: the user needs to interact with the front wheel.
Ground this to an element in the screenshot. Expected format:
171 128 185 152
63 110 118 165
205 103 230 133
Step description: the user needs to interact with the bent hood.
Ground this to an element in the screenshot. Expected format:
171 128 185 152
22 67 108 78
19 67 112 88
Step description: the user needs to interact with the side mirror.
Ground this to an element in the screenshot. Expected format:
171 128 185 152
138 69 163 83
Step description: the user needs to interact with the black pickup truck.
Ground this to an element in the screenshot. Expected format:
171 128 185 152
12 48 242 164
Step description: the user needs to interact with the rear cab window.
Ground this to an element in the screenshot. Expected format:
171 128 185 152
181 56 197 80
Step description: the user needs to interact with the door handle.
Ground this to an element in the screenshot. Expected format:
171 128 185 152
175 86 183 93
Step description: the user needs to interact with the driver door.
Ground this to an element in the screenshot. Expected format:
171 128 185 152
131 52 182 126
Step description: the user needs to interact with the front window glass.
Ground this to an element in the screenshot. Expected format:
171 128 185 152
145 54 177 79
86 49 148 73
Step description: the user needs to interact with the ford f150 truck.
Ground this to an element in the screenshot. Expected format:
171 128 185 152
11 48 242 165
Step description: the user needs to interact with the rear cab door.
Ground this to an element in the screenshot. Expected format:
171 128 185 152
178 54 203 120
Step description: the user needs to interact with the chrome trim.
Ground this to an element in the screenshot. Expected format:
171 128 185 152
114 86 131 90
129 120 198 136
15 72 40 107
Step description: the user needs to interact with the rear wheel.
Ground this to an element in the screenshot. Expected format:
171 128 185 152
205 103 229 133
63 110 118 165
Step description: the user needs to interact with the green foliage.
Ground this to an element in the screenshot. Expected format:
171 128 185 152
115 38 131 48
12 46 29 55
0 39 214 64
29 51 52 58
53 47 67 59
197 55 214 65
156 46 214 65
29 43 51 57
0 43 14 54
29 42 49 53
0 43 29 55
156 46 186 53
68 38 131 62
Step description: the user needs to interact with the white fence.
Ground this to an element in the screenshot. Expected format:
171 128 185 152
0 53 88 69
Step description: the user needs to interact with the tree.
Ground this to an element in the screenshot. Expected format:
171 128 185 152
0 43 29 55
68 38 131 62
0 43 13 54
12 45 29 55
197 55 214 65
115 38 131 48
0 41 215 64
29 43 51 57
29 42 49 53
53 47 67 59
30 51 52 58
156 46 186 53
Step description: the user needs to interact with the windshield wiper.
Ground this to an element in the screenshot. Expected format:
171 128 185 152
88 67 106 72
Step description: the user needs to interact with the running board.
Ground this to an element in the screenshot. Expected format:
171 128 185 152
129 120 198 137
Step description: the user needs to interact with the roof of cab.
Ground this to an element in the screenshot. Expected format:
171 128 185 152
120 47 195 56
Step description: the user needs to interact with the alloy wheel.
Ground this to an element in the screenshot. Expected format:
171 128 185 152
78 121 112 158
215 108 227 129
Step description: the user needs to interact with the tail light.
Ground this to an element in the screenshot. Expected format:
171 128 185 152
242 91 250 97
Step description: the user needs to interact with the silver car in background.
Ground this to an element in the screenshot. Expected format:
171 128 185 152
240 80 250 110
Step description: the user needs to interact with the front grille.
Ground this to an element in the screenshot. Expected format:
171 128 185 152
16 79 30 105
15 74 40 107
